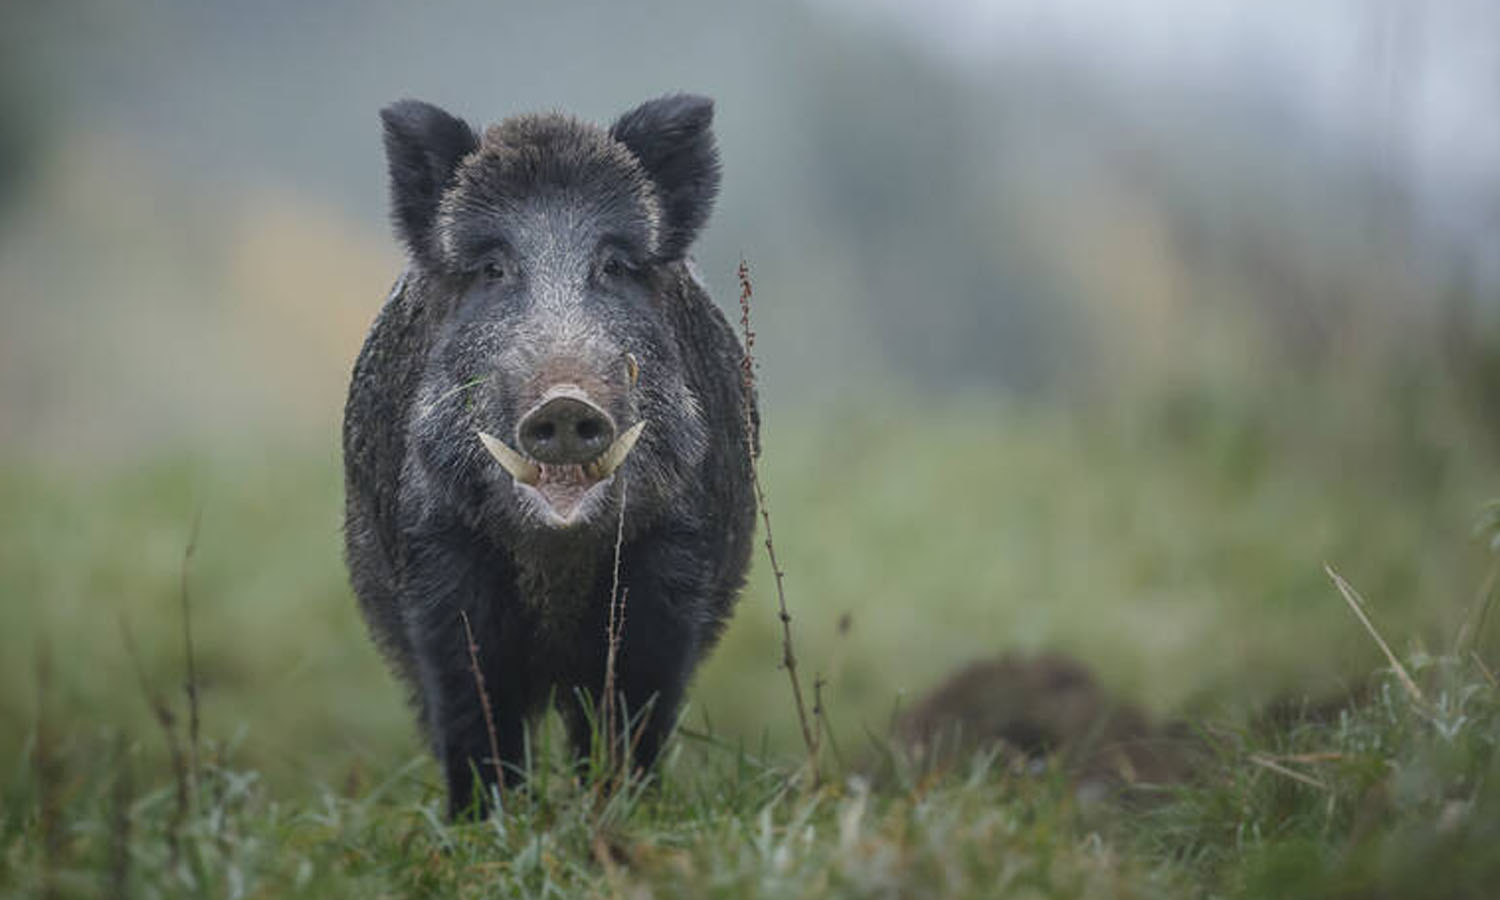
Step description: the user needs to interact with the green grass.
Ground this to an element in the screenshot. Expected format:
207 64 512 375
5 653 1498 897
2 392 1499 896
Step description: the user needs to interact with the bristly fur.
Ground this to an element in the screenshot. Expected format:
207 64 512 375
438 114 664 265
344 94 755 820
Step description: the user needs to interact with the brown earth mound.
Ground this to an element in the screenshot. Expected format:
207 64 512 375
896 652 1200 791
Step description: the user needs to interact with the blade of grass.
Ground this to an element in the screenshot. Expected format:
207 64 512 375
1324 564 1426 706
1248 754 1329 791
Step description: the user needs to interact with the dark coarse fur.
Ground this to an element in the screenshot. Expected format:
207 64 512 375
343 94 755 818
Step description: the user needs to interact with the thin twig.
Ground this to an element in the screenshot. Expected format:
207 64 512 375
811 673 824 742
120 616 188 869
603 477 629 773
1324 564 1426 706
1471 651 1499 690
459 610 505 809
105 735 133 900
35 646 63 900
179 508 202 800
624 688 654 780
608 590 629 769
812 673 846 771
1457 561 1499 655
737 258 819 772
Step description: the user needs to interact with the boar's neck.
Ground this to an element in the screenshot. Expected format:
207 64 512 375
510 529 608 629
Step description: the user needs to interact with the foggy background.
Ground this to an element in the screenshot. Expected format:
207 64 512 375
4 0 1496 454
4 0 1500 783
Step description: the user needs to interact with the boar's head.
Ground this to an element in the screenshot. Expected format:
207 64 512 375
381 95 721 533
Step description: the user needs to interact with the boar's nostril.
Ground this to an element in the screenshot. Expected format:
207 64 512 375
518 395 616 465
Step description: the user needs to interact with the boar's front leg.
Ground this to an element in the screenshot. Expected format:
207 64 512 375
611 602 698 772
578 535 712 773
402 527 528 820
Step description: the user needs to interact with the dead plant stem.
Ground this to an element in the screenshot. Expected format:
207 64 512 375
459 610 505 808
120 616 188 869
179 509 202 800
737 258 819 771
603 478 629 773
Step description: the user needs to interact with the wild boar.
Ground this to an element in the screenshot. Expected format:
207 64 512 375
343 94 755 817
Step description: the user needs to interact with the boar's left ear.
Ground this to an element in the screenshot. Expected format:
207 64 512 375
380 99 480 267
610 94 721 261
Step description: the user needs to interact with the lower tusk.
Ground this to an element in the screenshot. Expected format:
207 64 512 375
586 421 646 481
476 431 540 485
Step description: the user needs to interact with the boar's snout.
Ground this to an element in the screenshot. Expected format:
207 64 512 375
517 388 617 465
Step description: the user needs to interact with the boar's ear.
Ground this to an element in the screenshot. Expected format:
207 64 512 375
610 94 721 261
380 100 479 267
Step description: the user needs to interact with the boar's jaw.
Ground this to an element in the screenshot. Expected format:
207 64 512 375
474 421 646 528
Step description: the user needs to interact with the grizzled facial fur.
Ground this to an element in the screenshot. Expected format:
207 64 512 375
381 96 720 533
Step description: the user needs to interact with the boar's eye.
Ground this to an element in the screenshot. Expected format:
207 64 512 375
596 247 639 284
481 261 508 283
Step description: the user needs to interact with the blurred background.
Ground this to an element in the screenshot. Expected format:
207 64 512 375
3 0 1498 789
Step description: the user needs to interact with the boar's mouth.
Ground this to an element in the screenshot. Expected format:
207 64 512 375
475 421 645 526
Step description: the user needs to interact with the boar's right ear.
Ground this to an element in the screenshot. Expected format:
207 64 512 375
380 100 479 267
610 94 721 261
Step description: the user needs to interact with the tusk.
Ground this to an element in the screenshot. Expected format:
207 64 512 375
476 431 540 485
586 421 646 480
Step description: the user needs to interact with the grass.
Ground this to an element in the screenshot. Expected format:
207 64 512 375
2 389 1499 896
1135 652 1500 898
5 646 1498 897
1 719 1141 898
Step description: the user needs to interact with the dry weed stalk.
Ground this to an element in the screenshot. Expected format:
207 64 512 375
737 258 819 773
1472 651 1499 690
601 478 630 775
179 510 202 798
1455 560 1498 655
120 617 189 869
34 648 63 900
812 672 845 769
1324 564 1427 706
459 610 505 809
105 735 134 900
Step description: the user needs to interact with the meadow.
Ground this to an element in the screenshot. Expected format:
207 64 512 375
4 372 1499 897
4 3 1497 893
